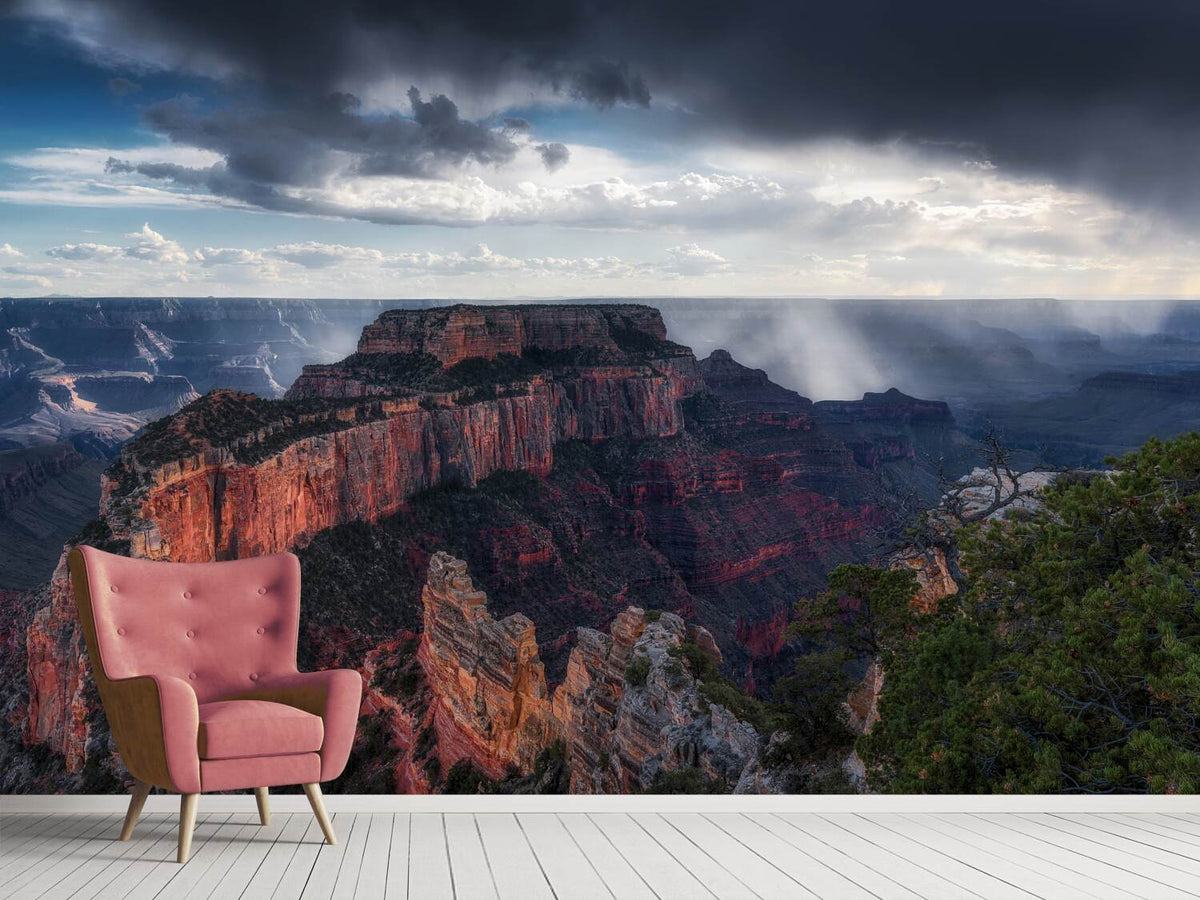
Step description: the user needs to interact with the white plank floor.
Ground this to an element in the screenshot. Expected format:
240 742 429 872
1 811 1198 899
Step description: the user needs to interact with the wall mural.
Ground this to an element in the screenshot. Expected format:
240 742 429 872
1 297 1197 795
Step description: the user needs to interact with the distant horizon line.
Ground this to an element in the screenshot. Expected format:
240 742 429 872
5 294 1200 303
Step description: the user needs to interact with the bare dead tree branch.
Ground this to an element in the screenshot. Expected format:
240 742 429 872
938 422 1063 525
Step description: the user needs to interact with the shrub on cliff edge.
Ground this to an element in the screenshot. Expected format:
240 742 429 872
861 433 1200 793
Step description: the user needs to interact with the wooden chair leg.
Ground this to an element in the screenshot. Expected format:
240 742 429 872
303 783 336 845
119 780 151 841
254 787 270 826
177 793 199 864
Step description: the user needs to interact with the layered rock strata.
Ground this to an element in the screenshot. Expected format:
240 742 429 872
418 552 559 778
23 555 91 773
698 348 812 412
106 305 699 563
356 304 673 364
419 552 766 793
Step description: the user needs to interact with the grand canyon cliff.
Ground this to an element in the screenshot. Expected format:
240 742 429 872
1 302 968 792
104 304 698 563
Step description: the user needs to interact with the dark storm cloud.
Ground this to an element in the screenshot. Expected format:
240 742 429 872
138 89 517 184
102 88 521 212
106 156 211 186
536 142 570 173
19 0 1200 220
568 61 649 109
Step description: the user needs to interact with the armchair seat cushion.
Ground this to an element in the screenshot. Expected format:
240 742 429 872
197 699 323 760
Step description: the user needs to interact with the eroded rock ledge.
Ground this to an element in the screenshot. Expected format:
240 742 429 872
418 551 769 793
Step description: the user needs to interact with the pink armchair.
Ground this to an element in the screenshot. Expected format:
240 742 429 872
68 545 362 862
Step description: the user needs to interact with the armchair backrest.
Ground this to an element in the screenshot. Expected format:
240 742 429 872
68 546 302 703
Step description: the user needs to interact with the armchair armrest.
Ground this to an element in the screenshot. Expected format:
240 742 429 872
99 673 201 794
232 669 363 782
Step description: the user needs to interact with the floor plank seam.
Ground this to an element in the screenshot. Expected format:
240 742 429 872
817 813 989 900
904 812 1115 900
233 811 292 900
644 814 731 900
858 813 1043 900
514 812 558 900
739 813 883 900
583 813 662 900
1049 813 1200 861
1016 814 1200 884
940 813 1146 900
382 813 395 900
551 813 615 900
970 813 1193 899
249 815 308 900
475 816 501 900
768 813 914 900
697 813 817 900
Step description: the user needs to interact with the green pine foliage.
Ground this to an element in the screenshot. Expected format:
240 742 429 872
857 434 1200 793
624 654 651 686
643 768 728 794
775 565 920 758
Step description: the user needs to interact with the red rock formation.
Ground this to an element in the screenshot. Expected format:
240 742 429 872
418 552 560 778
290 304 700 403
418 552 765 792
736 607 792 660
640 486 880 590
550 607 645 792
110 309 700 564
110 313 696 562
359 638 435 794
554 604 767 793
114 392 559 562
24 553 91 772
356 304 669 364
892 544 959 614
698 348 812 412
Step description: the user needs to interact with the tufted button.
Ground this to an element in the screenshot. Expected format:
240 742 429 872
188 672 197 680
186 629 195 639
256 627 265 635
109 585 118 593
248 673 259 681
183 590 192 599
257 587 267 595
116 627 126 636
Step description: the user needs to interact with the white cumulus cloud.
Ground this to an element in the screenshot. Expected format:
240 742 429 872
194 247 264 267
45 242 125 261
265 242 387 269
122 223 189 264
663 243 731 276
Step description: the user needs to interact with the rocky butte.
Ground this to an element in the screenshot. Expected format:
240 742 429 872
101 304 700 562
